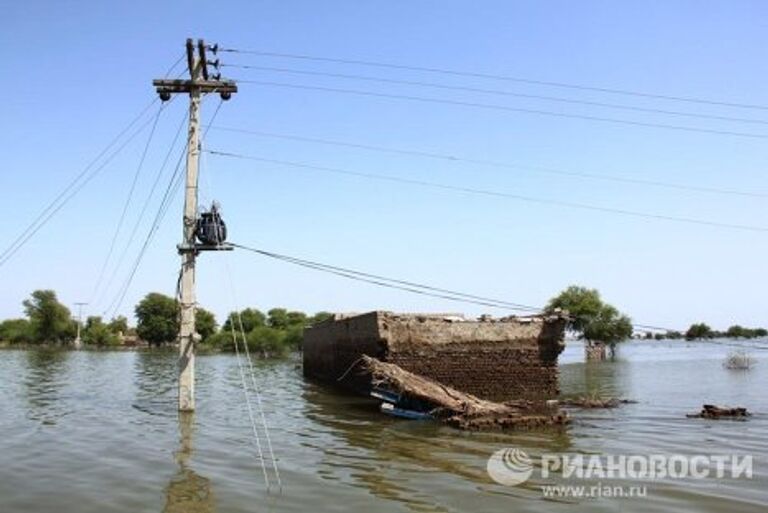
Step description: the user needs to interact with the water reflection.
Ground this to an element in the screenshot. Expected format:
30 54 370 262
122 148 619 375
163 412 216 513
133 350 176 416
559 359 628 400
301 380 575 511
23 349 70 425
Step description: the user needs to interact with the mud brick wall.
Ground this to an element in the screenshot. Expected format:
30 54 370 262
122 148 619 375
303 311 566 401
387 345 559 401
303 312 386 392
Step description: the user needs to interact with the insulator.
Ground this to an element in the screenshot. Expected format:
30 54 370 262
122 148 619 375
220 91 232 101
159 91 171 102
208 43 219 55
208 59 220 69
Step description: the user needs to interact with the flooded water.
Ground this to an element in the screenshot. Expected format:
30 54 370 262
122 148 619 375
0 340 765 512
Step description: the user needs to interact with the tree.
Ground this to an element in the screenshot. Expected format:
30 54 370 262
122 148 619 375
581 305 633 347
22 290 73 344
83 316 119 346
195 308 217 343
135 293 178 347
247 326 287 356
545 286 632 349
686 323 713 340
267 308 289 329
108 316 129 335
310 311 334 325
545 286 604 333
223 308 266 332
0 318 33 344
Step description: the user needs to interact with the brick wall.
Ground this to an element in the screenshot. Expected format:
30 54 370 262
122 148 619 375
303 311 566 401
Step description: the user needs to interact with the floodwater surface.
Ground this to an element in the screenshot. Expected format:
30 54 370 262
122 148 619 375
0 339 766 512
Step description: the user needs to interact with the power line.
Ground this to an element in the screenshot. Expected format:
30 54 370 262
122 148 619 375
226 64 768 126
104 146 186 317
207 125 767 199
0 98 159 267
218 48 768 111
230 242 681 333
106 99 225 317
231 242 541 312
234 80 768 139
205 149 768 233
91 103 166 301
0 102 165 269
95 111 189 309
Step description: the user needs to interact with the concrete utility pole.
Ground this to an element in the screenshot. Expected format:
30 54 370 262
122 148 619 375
73 302 87 349
154 39 237 411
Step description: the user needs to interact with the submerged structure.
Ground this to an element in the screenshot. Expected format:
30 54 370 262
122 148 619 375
303 311 568 402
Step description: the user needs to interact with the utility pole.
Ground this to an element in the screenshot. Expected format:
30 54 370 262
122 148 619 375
154 39 237 411
73 302 87 349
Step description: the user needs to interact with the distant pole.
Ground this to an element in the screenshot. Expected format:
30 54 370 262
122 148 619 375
153 39 237 412
73 302 87 349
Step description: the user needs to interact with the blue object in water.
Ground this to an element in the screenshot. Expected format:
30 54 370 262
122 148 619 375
380 402 433 420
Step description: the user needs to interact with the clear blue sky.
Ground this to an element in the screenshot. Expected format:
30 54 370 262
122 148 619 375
1 1 766 330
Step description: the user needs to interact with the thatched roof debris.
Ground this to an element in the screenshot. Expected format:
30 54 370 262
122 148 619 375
358 355 568 430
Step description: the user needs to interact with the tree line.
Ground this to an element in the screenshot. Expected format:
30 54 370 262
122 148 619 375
543 285 766 345
0 289 331 356
1 288 765 353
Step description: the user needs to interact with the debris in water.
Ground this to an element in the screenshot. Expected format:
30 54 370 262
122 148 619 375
559 397 638 408
686 404 751 420
358 356 569 430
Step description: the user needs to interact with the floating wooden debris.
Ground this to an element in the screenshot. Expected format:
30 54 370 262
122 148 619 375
559 397 638 408
358 355 568 430
686 404 751 420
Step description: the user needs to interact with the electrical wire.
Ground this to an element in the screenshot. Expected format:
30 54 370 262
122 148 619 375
234 80 768 139
230 242 682 333
91 103 166 302
206 149 768 233
218 48 768 111
95 111 189 309
0 98 159 267
106 99 225 317
207 125 767 199
1 52 186 269
230 243 541 312
0 103 164 269
225 64 768 126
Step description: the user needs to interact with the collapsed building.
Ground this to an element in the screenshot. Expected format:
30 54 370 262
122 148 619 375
303 311 568 403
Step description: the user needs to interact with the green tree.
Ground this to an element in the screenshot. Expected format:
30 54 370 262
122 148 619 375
286 311 307 327
545 286 604 333
195 308 217 343
686 323 713 340
223 308 266 332
108 316 129 335
267 308 289 329
545 285 632 349
135 293 178 347
22 290 73 344
247 326 287 356
582 305 633 347
0 318 34 344
83 316 119 346
310 311 334 325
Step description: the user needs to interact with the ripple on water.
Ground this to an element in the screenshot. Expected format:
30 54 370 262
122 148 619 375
0 342 766 513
